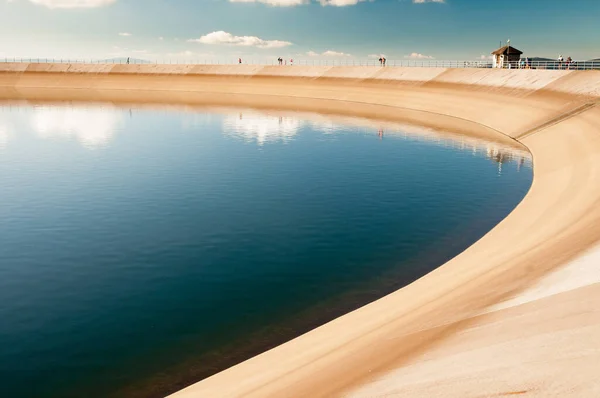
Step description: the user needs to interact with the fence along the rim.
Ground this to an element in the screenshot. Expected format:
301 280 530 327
1 58 599 70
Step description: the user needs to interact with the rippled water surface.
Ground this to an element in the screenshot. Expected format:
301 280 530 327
0 104 532 398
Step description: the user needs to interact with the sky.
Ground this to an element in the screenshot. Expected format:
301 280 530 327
0 0 598 62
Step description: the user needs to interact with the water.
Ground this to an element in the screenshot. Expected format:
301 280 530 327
0 104 532 398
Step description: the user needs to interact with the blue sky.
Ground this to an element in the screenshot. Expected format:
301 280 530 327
0 0 598 61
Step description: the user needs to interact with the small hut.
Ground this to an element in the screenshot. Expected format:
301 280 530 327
491 45 523 68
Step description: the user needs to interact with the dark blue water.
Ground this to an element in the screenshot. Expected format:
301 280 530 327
0 105 532 398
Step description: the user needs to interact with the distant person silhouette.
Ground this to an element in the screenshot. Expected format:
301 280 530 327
239 58 242 64
126 57 130 64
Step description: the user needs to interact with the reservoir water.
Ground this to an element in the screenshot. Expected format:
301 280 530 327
0 104 532 398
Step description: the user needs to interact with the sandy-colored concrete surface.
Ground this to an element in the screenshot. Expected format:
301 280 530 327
1 64 599 397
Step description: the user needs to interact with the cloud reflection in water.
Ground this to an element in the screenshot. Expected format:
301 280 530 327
222 112 301 146
0 104 533 172
0 122 11 150
32 106 123 149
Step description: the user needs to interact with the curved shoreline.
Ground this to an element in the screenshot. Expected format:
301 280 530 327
1 65 600 397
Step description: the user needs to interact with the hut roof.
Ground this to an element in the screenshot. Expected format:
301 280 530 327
491 45 523 55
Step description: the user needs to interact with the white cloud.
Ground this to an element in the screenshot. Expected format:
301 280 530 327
32 106 122 149
368 53 386 58
158 37 164 41
307 50 351 57
118 32 132 37
318 0 358 5
322 50 351 56
228 0 366 5
229 0 309 5
189 31 292 49
405 52 434 59
318 0 367 6
222 113 300 146
480 55 493 60
27 0 116 8
0 121 12 150
412 0 445 3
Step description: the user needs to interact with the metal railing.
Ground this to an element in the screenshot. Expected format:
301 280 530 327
496 60 599 70
1 57 599 70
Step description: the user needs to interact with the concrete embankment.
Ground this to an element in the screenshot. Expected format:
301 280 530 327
1 64 599 397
